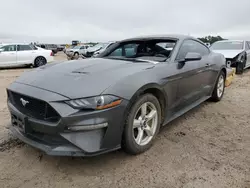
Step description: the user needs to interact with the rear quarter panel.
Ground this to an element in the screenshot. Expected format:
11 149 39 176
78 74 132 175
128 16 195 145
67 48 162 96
210 51 226 73
34 50 53 63
208 51 226 90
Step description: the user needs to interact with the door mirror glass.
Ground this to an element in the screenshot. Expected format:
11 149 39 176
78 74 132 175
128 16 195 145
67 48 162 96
184 52 202 62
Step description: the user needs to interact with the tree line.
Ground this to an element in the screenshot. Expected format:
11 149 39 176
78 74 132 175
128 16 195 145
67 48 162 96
198 35 225 44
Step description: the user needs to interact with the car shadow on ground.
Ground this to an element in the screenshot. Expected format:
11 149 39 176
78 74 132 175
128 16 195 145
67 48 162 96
0 66 31 70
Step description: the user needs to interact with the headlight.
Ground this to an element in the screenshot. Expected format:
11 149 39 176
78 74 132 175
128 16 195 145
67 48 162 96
65 95 122 110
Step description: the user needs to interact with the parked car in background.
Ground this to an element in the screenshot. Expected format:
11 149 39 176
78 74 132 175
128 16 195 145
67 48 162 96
65 45 90 58
210 40 250 74
63 46 69 53
36 44 58 55
92 42 116 57
72 40 80 47
57 45 65 51
85 42 115 57
7 35 226 157
0 43 53 68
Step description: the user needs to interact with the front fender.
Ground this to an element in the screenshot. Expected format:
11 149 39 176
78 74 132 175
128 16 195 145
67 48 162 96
101 69 160 101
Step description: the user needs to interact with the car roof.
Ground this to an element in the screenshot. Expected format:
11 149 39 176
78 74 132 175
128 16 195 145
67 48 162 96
214 40 244 43
120 34 195 42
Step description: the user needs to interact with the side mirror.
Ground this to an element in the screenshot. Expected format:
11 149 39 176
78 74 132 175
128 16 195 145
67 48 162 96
0 49 3 53
184 52 202 62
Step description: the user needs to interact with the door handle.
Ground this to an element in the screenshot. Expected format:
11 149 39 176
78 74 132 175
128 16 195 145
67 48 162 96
205 63 210 67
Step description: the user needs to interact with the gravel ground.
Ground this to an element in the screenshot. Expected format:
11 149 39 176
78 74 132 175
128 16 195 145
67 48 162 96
0 54 250 188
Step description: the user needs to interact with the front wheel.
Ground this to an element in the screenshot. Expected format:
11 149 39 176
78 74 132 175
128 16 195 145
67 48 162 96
210 71 225 102
74 52 79 59
123 94 161 155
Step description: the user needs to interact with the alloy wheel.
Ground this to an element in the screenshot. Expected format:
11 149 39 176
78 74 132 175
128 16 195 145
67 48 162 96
133 102 158 146
36 57 46 67
217 75 224 98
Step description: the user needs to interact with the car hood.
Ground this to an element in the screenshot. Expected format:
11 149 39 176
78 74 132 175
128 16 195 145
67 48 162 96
212 49 244 59
67 49 76 52
14 58 155 99
87 47 102 53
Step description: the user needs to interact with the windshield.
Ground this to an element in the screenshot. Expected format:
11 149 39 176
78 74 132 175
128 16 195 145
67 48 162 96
210 41 244 50
101 39 177 63
157 42 175 49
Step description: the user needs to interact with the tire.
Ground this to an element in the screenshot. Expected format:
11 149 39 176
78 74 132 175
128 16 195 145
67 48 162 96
236 54 246 74
210 71 225 102
123 94 161 155
34 56 47 67
236 62 244 74
74 52 79 59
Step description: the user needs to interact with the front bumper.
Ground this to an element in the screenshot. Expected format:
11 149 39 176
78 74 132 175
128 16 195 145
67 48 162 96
7 83 128 156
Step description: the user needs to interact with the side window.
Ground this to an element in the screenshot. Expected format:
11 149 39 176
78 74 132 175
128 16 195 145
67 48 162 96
245 42 250 50
18 45 33 51
176 40 210 60
109 47 122 56
124 44 138 57
0 45 16 52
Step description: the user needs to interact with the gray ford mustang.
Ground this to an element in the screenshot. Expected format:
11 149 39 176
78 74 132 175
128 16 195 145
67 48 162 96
7 35 226 156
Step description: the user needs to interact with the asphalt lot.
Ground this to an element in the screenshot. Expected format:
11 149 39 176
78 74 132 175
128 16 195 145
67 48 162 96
0 53 250 188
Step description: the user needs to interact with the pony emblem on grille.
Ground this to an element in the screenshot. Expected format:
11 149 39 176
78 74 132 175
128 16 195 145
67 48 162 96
20 98 29 107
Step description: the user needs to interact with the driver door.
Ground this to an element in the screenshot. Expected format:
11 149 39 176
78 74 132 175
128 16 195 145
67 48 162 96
0 45 17 66
173 39 210 111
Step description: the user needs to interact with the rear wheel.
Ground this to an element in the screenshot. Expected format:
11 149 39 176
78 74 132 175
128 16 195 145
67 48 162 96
210 71 225 102
123 94 161 155
34 56 47 67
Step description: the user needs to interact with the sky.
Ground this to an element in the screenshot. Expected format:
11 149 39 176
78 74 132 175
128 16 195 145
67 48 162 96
0 0 250 44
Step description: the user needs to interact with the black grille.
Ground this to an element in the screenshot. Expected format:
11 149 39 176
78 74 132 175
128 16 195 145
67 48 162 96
27 131 69 146
86 51 94 57
8 90 60 122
